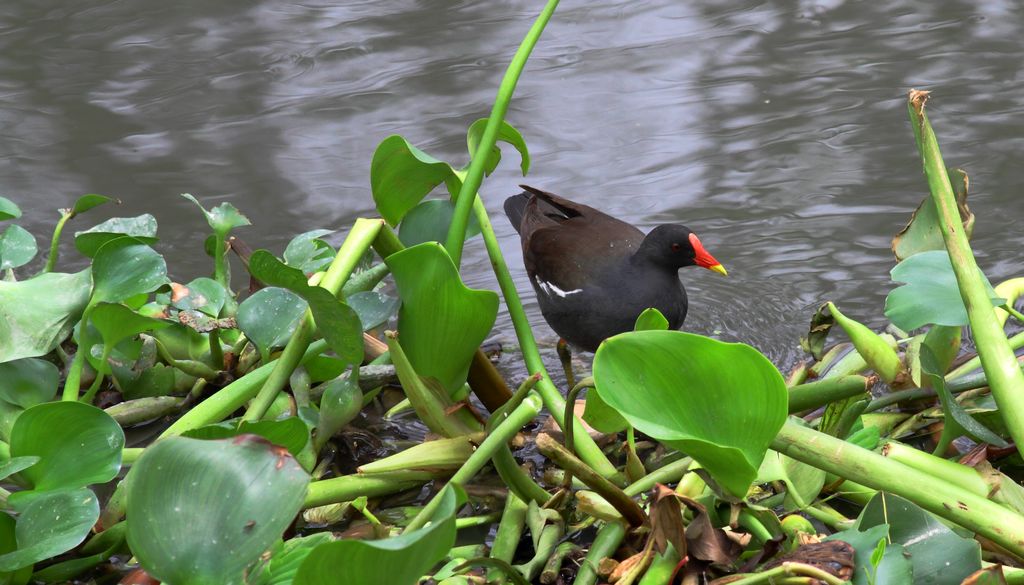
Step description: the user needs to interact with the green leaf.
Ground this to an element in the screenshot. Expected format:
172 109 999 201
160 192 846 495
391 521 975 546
0 488 99 573
237 287 308 361
74 214 158 258
0 510 33 584
371 135 456 226
248 251 363 366
90 239 169 304
126 435 310 585
247 533 334 585
634 308 670 331
857 493 980 584
284 229 336 273
0 457 38 482
182 418 310 457
892 168 972 262
295 485 459 585
315 375 363 451
172 277 228 318
398 200 481 247
920 345 1007 449
825 524 914 585
592 330 788 499
581 389 629 433
0 225 37 270
70 194 115 216
466 118 530 176
181 194 252 238
8 402 124 498
756 449 826 512
88 303 171 373
0 358 59 441
885 251 1002 331
386 243 498 394
347 290 400 331
0 270 91 362
0 197 21 221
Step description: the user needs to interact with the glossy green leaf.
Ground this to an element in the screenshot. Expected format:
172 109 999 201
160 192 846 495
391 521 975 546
398 200 481 248
295 485 459 585
248 251 363 366
885 251 1002 331
69 194 115 216
466 118 530 176
237 287 308 361
0 510 33 584
0 457 38 482
0 358 59 441
89 303 171 374
0 270 91 362
8 402 124 498
30 521 127 583
0 225 36 270
386 243 498 394
634 308 670 331
315 375 363 451
91 239 169 304
283 229 335 273
592 330 788 499
371 135 455 226
0 488 99 572
0 197 21 221
347 290 400 331
247 533 334 585
172 277 228 318
826 524 913 585
126 435 310 585
181 194 252 238
857 493 980 584
182 418 310 457
756 450 826 512
74 214 158 258
892 168 972 262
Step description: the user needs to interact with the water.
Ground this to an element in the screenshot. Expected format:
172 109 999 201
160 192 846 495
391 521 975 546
3 0 1024 370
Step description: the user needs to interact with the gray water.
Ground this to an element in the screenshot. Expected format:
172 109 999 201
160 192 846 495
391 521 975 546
4 0 1024 369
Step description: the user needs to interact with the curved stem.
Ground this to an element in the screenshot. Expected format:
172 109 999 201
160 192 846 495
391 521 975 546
43 212 71 274
61 304 94 401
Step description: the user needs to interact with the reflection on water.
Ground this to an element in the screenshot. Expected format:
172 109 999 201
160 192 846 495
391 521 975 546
2 0 1024 369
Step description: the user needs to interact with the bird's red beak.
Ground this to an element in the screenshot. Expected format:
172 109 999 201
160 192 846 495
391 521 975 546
689 233 727 276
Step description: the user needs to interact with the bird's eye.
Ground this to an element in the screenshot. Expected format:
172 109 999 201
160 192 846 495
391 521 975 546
671 243 681 252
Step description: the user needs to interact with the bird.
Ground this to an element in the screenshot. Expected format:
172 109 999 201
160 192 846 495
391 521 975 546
504 185 726 353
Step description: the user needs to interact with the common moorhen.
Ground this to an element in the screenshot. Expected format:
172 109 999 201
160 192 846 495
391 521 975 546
505 185 726 352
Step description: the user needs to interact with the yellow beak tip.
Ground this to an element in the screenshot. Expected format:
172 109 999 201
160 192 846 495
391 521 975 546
709 264 728 276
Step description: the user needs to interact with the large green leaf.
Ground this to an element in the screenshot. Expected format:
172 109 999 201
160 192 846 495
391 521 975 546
386 243 498 394
237 287 308 361
884 250 1002 331
182 418 310 457
0 270 91 362
857 493 980 584
347 290 401 331
397 200 481 248
247 251 363 366
74 214 158 258
295 485 459 585
892 168 972 262
181 194 252 238
0 358 59 441
0 197 21 221
466 118 530 176
91 239 169 304
592 330 788 499
0 225 36 270
371 135 455 226
8 402 123 501
126 435 310 585
0 488 99 572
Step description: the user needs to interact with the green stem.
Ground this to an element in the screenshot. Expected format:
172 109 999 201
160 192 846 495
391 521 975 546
444 0 559 265
304 471 429 508
471 196 622 484
909 90 1024 453
61 305 94 401
489 492 528 582
624 457 692 497
574 521 627 585
773 419 1024 556
243 219 383 422
43 212 71 274
725 563 847 585
403 393 544 533
213 233 227 289
787 375 871 413
1002 304 1024 325
80 370 105 404
208 329 223 370
946 331 1024 381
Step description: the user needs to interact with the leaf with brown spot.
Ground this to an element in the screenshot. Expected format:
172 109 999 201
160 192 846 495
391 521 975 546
961 565 1008 585
893 168 973 262
800 303 835 360
650 484 687 559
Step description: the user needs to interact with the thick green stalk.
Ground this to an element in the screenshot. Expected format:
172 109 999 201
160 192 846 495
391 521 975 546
213 233 228 289
786 375 871 413
243 219 383 422
624 457 692 497
304 471 429 508
404 393 543 533
574 521 627 585
444 0 559 265
61 305 94 401
908 90 1024 451
489 493 529 583
43 212 71 274
773 419 1024 556
471 197 622 483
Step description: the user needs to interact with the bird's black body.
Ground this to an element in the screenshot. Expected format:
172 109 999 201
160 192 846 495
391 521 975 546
505 185 720 352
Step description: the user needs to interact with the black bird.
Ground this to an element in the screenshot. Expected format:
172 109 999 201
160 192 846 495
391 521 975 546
504 185 726 352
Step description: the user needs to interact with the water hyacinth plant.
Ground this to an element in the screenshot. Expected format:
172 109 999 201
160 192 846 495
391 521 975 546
3 2 1024 583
